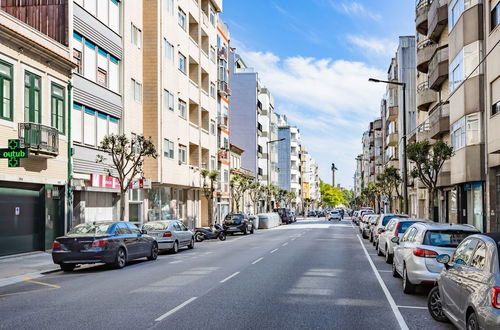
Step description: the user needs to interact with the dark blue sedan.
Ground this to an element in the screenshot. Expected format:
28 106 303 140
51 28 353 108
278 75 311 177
52 222 158 271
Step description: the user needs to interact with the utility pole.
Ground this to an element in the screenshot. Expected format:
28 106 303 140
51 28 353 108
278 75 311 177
331 163 337 187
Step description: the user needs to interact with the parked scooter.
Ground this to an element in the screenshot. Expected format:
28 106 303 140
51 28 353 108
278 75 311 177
194 224 226 242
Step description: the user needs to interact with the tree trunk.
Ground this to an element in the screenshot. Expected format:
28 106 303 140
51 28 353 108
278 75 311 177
429 188 438 222
120 189 126 221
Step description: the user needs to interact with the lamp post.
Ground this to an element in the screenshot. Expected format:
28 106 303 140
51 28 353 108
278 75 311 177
266 138 285 211
369 78 408 214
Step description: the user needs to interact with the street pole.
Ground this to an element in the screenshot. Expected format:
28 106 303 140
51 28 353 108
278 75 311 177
402 84 409 215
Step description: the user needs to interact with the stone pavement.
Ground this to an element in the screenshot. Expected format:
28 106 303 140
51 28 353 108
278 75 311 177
0 252 59 288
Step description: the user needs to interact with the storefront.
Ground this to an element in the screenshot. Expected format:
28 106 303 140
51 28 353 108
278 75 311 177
457 182 485 232
148 186 200 228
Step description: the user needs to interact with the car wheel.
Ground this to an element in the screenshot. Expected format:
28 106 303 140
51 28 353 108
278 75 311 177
170 241 179 254
112 248 127 269
194 232 204 242
377 243 383 256
250 225 254 234
466 311 479 330
392 261 400 278
369 234 373 242
403 266 416 294
427 286 449 322
243 226 249 235
60 264 75 272
147 242 159 261
385 246 393 264
188 237 195 249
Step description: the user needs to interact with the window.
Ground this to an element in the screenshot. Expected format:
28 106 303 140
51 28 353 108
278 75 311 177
449 41 483 92
131 23 142 48
210 82 216 98
210 157 216 170
82 0 119 31
164 0 174 15
449 0 482 30
24 72 41 123
210 46 216 62
132 79 142 102
51 83 65 134
493 100 500 116
73 104 83 142
109 0 119 33
83 39 97 81
164 89 174 111
178 53 186 73
492 2 500 31
452 238 478 265
179 145 187 163
73 103 119 146
97 68 107 87
0 60 13 121
164 139 174 159
73 49 82 74
84 108 96 145
210 9 215 26
178 8 186 30
178 99 187 118
470 241 487 270
451 113 481 150
210 120 216 135
164 39 174 63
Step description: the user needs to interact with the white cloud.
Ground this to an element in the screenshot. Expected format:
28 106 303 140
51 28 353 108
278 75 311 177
347 35 398 58
335 1 382 21
233 41 386 187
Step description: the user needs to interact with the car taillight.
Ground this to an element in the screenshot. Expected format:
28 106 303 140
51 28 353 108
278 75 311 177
91 240 107 247
413 248 438 258
394 223 401 237
52 241 61 249
163 231 172 237
377 228 384 234
492 287 500 309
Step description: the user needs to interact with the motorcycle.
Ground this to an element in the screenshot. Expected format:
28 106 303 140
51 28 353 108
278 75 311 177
194 224 226 242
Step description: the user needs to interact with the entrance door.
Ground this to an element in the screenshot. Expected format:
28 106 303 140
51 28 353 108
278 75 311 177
466 183 484 232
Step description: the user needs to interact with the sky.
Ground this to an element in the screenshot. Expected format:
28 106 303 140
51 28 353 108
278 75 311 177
221 0 415 189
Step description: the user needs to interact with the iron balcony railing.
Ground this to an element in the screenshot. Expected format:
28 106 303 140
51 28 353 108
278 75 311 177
19 123 59 156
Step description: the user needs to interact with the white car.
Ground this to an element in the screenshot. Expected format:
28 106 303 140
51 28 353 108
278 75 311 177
392 222 479 294
328 210 342 221
377 218 428 263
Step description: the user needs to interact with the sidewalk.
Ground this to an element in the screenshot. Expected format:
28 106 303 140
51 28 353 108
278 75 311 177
0 252 59 288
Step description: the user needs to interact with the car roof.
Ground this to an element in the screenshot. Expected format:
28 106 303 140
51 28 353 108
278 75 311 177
411 222 479 231
479 233 500 244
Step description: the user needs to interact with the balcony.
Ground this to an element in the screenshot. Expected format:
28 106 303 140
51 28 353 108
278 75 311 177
428 0 448 42
217 149 229 162
429 103 450 139
387 132 399 147
374 119 382 130
415 0 431 35
428 47 449 91
217 80 231 97
19 123 59 157
217 115 228 128
218 47 228 60
416 38 437 73
416 122 430 142
416 81 437 111
387 105 398 122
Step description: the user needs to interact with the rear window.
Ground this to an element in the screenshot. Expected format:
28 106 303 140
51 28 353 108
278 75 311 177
225 214 244 221
382 215 407 226
423 230 476 247
68 223 110 235
143 222 169 231
398 221 416 233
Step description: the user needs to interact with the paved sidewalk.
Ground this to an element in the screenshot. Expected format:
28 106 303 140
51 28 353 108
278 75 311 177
0 252 59 288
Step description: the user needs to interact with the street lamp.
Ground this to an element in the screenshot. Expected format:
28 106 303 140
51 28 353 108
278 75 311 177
265 138 285 211
369 77 409 214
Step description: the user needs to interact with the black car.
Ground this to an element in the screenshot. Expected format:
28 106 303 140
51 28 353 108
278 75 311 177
223 213 255 235
52 222 158 271
274 208 293 224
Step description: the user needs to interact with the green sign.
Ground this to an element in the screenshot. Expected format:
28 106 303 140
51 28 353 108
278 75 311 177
0 139 29 167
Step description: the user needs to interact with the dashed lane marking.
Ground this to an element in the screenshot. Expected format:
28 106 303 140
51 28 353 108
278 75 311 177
251 257 264 265
282 242 288 246
220 272 240 283
397 306 427 310
155 297 197 321
270 248 279 254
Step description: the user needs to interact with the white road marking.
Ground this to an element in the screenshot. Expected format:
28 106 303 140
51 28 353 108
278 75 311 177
155 297 197 321
357 235 409 330
378 270 392 273
220 271 240 283
252 257 264 265
270 248 279 254
397 305 427 310
282 242 288 246
170 260 182 264
291 238 296 241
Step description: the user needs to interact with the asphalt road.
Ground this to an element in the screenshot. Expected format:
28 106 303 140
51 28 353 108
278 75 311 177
0 217 456 330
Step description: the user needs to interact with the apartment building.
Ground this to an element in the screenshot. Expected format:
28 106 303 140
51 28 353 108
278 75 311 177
142 0 221 228
385 58 401 172
229 143 255 214
0 3 75 255
215 18 231 222
300 146 320 210
277 117 302 209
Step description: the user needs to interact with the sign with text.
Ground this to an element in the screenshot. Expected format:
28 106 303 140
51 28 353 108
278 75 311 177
90 173 120 190
129 178 152 189
0 139 29 167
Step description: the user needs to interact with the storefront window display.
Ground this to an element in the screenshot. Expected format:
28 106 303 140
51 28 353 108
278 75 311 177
148 187 186 221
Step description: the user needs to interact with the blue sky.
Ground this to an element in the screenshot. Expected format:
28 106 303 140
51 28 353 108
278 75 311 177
221 0 415 189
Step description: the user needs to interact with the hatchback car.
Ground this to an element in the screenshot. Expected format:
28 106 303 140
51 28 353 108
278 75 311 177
52 222 158 271
377 218 429 263
392 222 479 294
360 214 377 238
328 210 342 221
371 214 409 245
427 233 500 330
142 220 194 253
223 213 255 234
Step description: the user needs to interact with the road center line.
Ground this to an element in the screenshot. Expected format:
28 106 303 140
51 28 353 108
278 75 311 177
282 242 288 246
356 235 409 330
155 297 197 321
397 305 427 310
270 248 279 254
220 271 240 283
252 257 264 265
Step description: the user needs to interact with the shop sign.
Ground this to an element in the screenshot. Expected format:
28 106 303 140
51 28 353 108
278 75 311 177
0 139 29 167
129 178 152 189
91 173 120 190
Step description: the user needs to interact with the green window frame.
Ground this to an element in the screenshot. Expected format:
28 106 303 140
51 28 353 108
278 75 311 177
0 60 13 121
24 71 41 123
51 83 65 134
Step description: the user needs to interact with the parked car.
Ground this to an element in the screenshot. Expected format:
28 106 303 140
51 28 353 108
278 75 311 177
308 210 317 217
328 209 342 221
377 218 428 263
223 213 255 234
275 208 293 224
361 215 378 238
316 210 326 218
355 209 373 226
52 222 158 271
289 211 297 222
392 222 480 294
371 214 409 246
427 233 500 329
142 220 194 253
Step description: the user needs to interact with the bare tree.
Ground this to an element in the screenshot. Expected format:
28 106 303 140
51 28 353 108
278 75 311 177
201 169 218 226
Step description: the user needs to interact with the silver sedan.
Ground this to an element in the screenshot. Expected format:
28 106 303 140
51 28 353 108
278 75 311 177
142 220 195 254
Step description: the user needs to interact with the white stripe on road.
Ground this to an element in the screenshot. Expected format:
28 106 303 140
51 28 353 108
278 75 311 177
357 235 409 330
270 248 279 254
397 305 427 310
378 270 392 273
252 257 264 265
155 297 197 321
170 260 182 264
282 242 288 246
220 272 240 283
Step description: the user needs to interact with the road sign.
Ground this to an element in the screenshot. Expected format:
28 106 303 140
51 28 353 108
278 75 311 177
0 139 29 167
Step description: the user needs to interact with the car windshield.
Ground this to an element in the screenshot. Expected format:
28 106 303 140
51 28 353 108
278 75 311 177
226 214 243 221
67 223 110 235
143 222 170 231
423 230 476 247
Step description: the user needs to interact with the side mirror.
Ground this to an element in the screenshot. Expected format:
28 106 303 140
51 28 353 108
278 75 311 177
184 227 188 231
391 236 399 244
141 229 147 235
436 254 451 268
